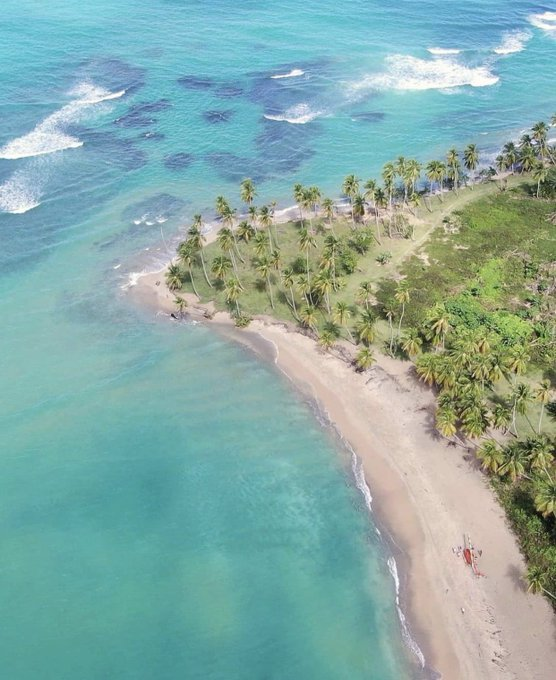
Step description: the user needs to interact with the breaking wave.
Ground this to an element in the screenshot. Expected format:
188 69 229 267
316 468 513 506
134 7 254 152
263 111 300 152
427 47 461 55
264 102 322 124
0 168 42 214
270 68 305 79
0 82 125 160
352 54 499 93
494 29 532 55
528 11 556 32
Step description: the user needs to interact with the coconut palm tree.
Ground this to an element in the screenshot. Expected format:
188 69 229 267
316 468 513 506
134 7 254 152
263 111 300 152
321 197 335 231
415 354 439 386
224 276 244 314
166 263 183 292
296 274 311 306
217 227 239 273
492 403 511 433
293 183 305 224
436 405 458 439
253 231 270 258
240 178 257 207
188 216 212 287
533 162 549 198
463 144 479 187
406 159 422 197
256 256 275 309
394 282 410 338
401 328 422 357
237 220 255 244
525 565 556 600
534 479 556 519
298 226 317 291
476 440 504 474
356 309 376 345
503 142 518 172
355 346 376 371
281 267 298 319
505 345 530 380
215 195 230 219
259 204 277 248
495 155 508 173
314 269 333 314
356 281 373 311
535 379 552 434
248 205 259 230
408 192 421 219
532 121 549 160
300 305 318 331
318 329 337 351
211 254 232 282
526 435 554 476
333 301 354 342
499 442 530 482
446 148 461 194
426 160 446 201
342 174 361 225
425 304 451 349
520 146 537 173
178 241 200 297
174 295 187 317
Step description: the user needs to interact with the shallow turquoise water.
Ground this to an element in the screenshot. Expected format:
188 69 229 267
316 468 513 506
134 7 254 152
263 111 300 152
1 1 555 678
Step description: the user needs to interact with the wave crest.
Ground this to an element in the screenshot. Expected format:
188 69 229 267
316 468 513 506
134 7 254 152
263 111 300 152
270 68 305 79
494 29 532 55
528 11 556 32
0 169 42 214
264 103 322 124
0 82 125 160
353 54 499 92
427 47 461 55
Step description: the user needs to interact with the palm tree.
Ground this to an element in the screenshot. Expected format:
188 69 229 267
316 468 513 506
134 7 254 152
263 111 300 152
525 565 556 600
535 379 552 434
298 227 317 292
401 328 422 357
534 479 556 519
526 436 554 476
505 345 530 379
499 443 529 482
374 187 388 237
300 305 318 331
520 146 537 173
318 329 337 351
356 309 376 345
352 193 366 222
333 301 354 342
355 346 376 371
503 142 518 172
476 440 504 474
174 295 187 317
342 174 361 225
406 159 422 197
415 354 439 386
165 263 183 292
256 256 275 309
394 282 410 338
178 241 200 297
463 144 479 187
321 197 335 231
296 274 311 306
224 276 244 314
357 281 373 310
282 267 298 319
492 403 511 433
314 269 333 314
293 183 305 224
533 162 548 198
211 255 232 282
425 305 451 349
446 148 461 194
217 227 239 273
248 205 259 230
436 405 458 439
532 121 549 160
237 220 255 244
253 231 270 258
259 204 277 248
408 191 421 219
426 160 446 201
240 178 256 207
495 154 508 173
188 216 212 287
215 195 230 220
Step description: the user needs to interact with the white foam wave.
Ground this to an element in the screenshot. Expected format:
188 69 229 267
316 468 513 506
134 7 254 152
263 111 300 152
427 47 461 55
0 82 125 160
353 55 499 92
264 103 322 124
494 29 532 55
387 557 426 668
270 68 305 79
528 11 556 32
351 451 373 510
0 169 42 214
120 270 145 291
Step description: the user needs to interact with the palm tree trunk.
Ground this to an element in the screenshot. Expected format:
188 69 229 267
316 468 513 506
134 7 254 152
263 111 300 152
397 303 405 338
389 317 394 355
538 405 545 434
188 266 200 298
267 277 274 309
200 251 213 288
290 289 298 319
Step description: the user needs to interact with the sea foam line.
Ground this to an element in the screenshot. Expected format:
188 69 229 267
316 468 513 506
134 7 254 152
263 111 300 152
351 451 426 668
0 82 125 160
528 11 556 32
0 166 44 214
427 47 461 55
264 102 322 124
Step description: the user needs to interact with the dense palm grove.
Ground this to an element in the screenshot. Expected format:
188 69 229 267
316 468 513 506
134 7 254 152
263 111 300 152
167 116 556 601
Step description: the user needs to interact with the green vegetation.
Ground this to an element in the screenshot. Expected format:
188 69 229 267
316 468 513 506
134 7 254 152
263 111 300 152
167 116 556 602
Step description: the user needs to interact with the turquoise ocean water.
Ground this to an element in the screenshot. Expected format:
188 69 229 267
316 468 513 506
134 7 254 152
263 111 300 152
1 1 555 677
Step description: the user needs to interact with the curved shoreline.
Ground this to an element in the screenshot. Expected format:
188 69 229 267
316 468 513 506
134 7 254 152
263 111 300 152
128 274 556 679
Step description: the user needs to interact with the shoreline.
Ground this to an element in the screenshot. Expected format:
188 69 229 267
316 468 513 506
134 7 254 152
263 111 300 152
128 274 556 680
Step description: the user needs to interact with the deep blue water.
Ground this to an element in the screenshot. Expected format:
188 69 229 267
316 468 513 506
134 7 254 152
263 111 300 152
1 1 555 678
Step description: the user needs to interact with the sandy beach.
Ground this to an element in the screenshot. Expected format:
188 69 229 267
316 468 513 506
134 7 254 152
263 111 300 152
129 273 556 680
